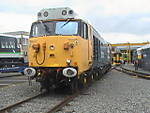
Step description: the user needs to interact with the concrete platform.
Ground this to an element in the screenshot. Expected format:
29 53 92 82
121 64 150 75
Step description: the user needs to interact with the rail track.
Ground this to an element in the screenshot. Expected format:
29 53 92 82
0 93 43 113
0 91 79 113
114 66 150 80
45 92 79 113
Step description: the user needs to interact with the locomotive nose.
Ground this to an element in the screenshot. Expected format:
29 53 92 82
24 67 36 77
63 68 77 77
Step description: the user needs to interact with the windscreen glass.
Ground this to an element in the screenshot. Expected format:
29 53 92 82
30 21 79 37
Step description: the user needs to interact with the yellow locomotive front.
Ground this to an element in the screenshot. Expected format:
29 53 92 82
29 20 90 74
24 7 92 92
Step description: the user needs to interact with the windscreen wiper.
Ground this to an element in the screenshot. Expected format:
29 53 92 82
39 21 51 35
61 18 73 28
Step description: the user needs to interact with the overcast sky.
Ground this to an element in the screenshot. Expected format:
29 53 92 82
0 0 150 43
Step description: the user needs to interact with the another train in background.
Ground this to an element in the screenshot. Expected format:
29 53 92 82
0 34 28 73
135 44 150 71
112 52 122 65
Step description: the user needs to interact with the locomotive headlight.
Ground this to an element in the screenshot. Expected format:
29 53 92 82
49 45 55 50
43 11 48 17
66 59 71 65
63 68 77 77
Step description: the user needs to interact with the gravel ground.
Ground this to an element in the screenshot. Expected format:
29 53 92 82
1 69 150 113
0 75 28 88
0 72 22 77
0 81 41 109
0 79 68 113
10 92 68 113
57 70 150 113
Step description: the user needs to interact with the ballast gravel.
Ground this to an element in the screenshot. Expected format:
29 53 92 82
0 80 68 113
1 69 150 113
0 81 41 109
10 93 68 113
57 70 150 113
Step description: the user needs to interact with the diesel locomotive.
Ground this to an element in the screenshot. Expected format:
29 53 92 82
24 7 112 92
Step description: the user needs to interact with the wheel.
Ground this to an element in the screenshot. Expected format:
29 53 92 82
91 73 94 82
87 73 93 85
97 71 102 80
93 71 100 80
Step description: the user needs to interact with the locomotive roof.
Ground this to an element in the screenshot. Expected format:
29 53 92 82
36 7 108 44
37 7 78 21
37 7 90 24
92 28 108 44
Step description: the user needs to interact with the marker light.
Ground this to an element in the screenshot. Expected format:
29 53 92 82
43 11 48 17
66 59 71 65
49 45 55 50
69 10 73 14
62 10 67 15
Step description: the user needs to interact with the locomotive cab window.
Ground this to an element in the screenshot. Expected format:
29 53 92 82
81 22 88 39
83 23 88 39
30 20 80 37
55 21 78 35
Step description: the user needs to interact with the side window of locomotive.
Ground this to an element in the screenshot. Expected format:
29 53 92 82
31 23 48 37
83 23 88 39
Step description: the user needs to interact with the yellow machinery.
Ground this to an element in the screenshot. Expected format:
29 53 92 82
112 52 122 65
111 42 149 63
